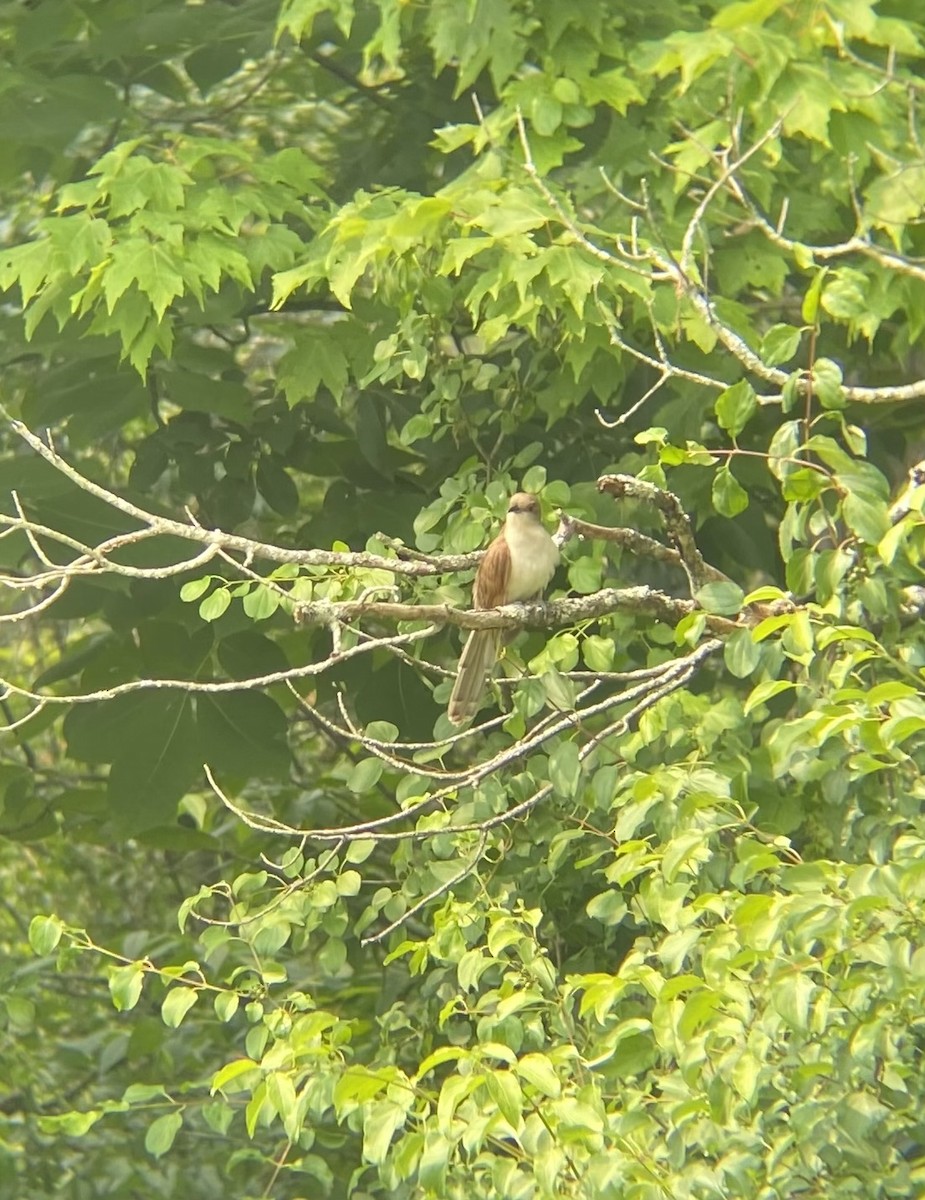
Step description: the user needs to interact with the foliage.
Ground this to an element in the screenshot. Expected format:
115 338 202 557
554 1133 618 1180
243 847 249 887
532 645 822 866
2 0 925 1197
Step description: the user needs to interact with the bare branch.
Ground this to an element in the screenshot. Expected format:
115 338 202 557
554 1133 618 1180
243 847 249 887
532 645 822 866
0 575 72 624
511 121 925 406
679 117 784 276
0 625 443 716
565 516 702 575
293 586 733 633
359 833 489 946
724 165 925 283
0 405 481 581
203 640 723 844
514 111 673 282
597 474 711 594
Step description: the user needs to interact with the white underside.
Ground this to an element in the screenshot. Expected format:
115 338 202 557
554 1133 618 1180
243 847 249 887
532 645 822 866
504 512 559 600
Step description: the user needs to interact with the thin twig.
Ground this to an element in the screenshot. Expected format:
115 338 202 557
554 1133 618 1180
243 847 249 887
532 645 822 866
360 833 489 945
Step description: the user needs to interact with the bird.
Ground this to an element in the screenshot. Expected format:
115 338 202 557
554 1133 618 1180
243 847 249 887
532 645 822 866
448 492 559 726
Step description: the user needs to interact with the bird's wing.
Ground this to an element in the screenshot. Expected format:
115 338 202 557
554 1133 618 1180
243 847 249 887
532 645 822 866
473 532 511 608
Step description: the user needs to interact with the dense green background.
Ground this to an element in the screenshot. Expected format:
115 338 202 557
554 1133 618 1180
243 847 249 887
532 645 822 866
2 1 925 1196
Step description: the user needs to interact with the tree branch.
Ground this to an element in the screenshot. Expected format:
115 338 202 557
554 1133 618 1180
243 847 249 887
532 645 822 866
513 117 925 407
202 640 724 845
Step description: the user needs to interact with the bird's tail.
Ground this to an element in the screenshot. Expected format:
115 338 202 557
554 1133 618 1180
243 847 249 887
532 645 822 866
447 628 500 725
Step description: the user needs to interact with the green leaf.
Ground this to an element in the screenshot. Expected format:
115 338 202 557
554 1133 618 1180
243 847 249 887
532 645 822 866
843 423 867 456
201 1099 235 1136
484 1069 523 1128
882 712 925 749
515 1053 561 1098
586 890 628 926
180 576 212 602
714 380 757 437
199 586 232 621
712 466 749 516
743 585 790 605
695 580 745 615
144 1110 183 1159
337 870 362 896
842 493 890 545
744 679 796 715
166 373 254 423
109 963 144 1012
5 996 35 1030
568 555 603 594
814 547 853 603
266 1071 299 1137
256 455 299 516
802 268 827 324
552 1095 604 1133
105 238 185 320
713 0 788 29
242 585 280 621
771 972 815 1031
811 358 845 409
217 630 289 680
318 936 347 975
418 1130 450 1190
781 373 802 412
768 420 802 478
106 697 201 833
365 721 399 742
161 987 199 1028
865 162 925 229
821 267 870 325
214 992 239 1023
211 1058 260 1094
198 692 291 778
186 43 247 94
29 914 64 955
582 634 614 672
277 327 351 405
122 1084 168 1105
345 838 376 864
309 880 339 910
521 465 546 493
724 628 761 677
782 468 828 502
38 1110 103 1138
233 870 268 897
400 412 434 445
362 1100 407 1165
347 757 384 794
552 77 580 104
335 1065 395 1108
64 691 201 832
584 67 644 113
549 740 581 797
760 323 803 366
781 608 814 662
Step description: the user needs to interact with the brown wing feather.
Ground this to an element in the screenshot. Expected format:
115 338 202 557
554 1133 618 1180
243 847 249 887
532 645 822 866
473 533 510 608
448 531 510 724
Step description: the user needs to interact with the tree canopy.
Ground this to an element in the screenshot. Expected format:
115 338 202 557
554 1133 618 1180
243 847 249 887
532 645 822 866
2 1 925 1196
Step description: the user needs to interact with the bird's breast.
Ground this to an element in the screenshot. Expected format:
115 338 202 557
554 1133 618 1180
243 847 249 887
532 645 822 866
504 518 559 601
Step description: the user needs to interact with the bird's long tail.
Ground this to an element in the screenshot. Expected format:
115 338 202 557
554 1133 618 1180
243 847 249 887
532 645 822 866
448 628 500 725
